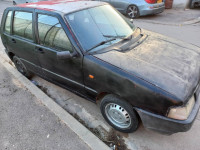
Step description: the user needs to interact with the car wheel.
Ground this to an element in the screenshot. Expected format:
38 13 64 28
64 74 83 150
13 1 16 5
126 5 140 19
100 94 139 133
13 56 32 78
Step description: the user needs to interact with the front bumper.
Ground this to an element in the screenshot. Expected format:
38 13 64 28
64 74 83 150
135 94 200 135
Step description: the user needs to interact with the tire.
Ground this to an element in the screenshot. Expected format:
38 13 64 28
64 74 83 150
13 56 32 78
126 5 140 19
100 94 139 133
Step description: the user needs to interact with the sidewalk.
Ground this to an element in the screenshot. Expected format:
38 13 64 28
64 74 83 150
136 8 200 25
0 61 92 150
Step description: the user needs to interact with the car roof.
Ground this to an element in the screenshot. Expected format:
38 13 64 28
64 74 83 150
16 0 106 14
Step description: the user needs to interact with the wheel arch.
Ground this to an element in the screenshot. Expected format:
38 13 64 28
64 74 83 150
8 52 15 60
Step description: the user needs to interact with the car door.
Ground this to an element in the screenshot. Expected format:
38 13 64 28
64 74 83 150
100 0 127 13
110 0 129 12
35 11 84 92
2 8 41 74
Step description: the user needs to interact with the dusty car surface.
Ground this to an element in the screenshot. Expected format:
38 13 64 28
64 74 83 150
1 0 200 134
12 0 47 5
96 0 165 18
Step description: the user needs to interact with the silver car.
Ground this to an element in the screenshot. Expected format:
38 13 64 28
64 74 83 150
97 0 165 18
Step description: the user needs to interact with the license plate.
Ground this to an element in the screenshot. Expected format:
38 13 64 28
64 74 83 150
157 0 162 3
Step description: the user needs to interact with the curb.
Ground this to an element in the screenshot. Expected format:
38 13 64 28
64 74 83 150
183 17 200 25
0 54 110 150
136 16 200 26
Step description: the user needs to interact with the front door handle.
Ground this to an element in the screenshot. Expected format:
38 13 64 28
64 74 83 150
11 39 16 43
36 47 44 54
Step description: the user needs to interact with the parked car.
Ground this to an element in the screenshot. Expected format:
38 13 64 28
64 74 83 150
190 0 200 8
13 0 47 5
95 0 165 18
1 0 200 134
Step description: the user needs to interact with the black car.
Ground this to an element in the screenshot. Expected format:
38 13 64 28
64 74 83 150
1 0 200 134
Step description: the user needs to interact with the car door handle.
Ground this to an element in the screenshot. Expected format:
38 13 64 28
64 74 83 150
36 48 44 54
11 39 16 43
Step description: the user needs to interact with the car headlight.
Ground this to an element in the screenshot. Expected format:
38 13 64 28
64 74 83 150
167 96 195 120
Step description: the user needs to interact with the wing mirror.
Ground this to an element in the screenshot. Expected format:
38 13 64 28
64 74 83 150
57 51 77 60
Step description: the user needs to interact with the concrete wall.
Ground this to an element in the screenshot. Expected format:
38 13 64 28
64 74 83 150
172 0 190 9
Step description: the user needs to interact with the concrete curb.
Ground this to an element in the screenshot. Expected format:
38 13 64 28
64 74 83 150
183 17 200 25
136 16 200 26
0 54 110 150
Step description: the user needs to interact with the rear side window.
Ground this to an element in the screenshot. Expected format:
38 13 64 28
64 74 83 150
4 11 12 34
13 11 33 40
37 14 73 52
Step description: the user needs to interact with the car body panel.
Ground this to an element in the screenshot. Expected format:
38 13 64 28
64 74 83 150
94 30 200 101
34 9 85 92
98 0 165 16
136 88 200 134
17 0 106 14
13 0 48 5
83 54 181 115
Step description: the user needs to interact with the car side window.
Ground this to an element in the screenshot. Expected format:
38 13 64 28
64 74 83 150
37 14 73 52
4 11 12 34
13 11 33 40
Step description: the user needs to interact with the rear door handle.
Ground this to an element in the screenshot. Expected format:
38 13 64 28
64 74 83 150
11 39 16 43
36 47 44 54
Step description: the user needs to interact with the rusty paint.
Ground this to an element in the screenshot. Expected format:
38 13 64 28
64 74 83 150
16 0 106 14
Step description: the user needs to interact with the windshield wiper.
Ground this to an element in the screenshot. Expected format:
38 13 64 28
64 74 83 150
103 35 126 39
122 27 142 41
86 38 116 53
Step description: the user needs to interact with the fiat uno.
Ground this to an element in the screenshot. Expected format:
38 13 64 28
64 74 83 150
1 0 200 134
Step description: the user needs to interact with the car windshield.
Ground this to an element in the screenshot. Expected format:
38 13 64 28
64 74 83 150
65 5 136 52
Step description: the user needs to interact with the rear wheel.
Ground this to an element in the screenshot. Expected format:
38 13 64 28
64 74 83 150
126 5 140 19
13 56 32 78
100 94 139 133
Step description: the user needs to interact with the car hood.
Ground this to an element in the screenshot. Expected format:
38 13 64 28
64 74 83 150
94 30 200 101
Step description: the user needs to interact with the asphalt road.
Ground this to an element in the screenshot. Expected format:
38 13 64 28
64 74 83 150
134 21 200 47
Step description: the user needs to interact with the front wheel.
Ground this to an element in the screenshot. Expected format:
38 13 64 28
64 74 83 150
100 94 139 133
126 5 140 19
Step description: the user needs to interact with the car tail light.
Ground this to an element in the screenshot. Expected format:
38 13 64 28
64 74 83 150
145 0 156 4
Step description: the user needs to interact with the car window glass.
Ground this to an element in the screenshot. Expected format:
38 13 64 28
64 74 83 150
37 14 73 52
13 11 33 40
4 11 12 34
66 5 135 51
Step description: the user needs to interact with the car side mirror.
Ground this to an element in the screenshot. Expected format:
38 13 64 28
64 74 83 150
57 51 77 60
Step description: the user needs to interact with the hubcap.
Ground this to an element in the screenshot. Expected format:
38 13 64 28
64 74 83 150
15 60 25 74
105 103 131 129
127 6 138 18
